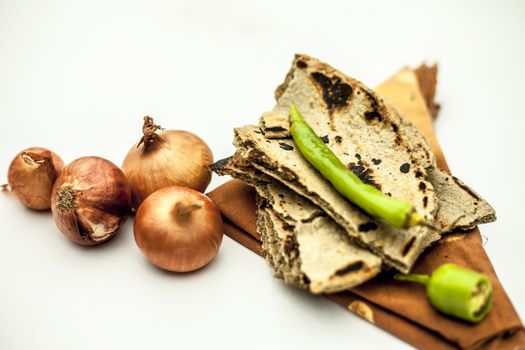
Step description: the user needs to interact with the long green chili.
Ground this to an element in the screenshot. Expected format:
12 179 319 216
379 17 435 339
395 264 493 322
289 104 428 229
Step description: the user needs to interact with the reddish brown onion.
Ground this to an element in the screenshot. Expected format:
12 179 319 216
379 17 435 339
51 156 131 245
7 147 65 210
122 117 213 211
134 186 223 272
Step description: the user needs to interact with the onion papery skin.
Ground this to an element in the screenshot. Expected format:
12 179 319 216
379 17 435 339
51 156 131 246
122 129 213 211
7 147 65 210
134 186 223 272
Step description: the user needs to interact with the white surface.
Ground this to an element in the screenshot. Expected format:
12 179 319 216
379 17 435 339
1 0 524 349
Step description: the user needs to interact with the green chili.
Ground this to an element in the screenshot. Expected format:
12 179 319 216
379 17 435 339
289 104 428 229
394 263 493 322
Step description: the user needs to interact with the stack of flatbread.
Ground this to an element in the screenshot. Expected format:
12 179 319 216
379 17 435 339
212 54 495 294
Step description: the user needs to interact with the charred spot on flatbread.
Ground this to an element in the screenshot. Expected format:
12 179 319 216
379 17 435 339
279 142 294 151
267 126 287 133
347 159 381 190
358 222 378 232
365 111 382 122
400 163 411 173
260 111 290 139
310 72 353 113
402 237 416 257
211 157 232 173
391 123 399 132
334 261 364 277
361 89 385 125
296 60 308 69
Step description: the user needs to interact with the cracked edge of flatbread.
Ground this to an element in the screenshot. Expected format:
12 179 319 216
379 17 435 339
428 170 496 232
259 181 381 293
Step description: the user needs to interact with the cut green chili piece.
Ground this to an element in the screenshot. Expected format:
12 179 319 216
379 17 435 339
394 263 493 323
289 104 429 229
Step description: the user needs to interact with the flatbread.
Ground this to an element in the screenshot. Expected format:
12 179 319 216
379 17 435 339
214 156 382 293
233 126 438 273
229 55 445 272
212 53 496 279
260 182 381 293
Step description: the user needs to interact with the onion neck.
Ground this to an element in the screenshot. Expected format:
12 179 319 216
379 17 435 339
23 151 60 182
137 116 163 149
22 150 52 168
173 199 204 220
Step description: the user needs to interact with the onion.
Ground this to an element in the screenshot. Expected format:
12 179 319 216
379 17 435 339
134 186 224 272
122 117 213 211
7 147 65 210
51 156 131 245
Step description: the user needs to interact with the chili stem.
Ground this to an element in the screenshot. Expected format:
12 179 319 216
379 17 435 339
394 273 430 285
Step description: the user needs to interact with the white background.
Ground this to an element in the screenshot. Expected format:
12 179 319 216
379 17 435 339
1 1 524 349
